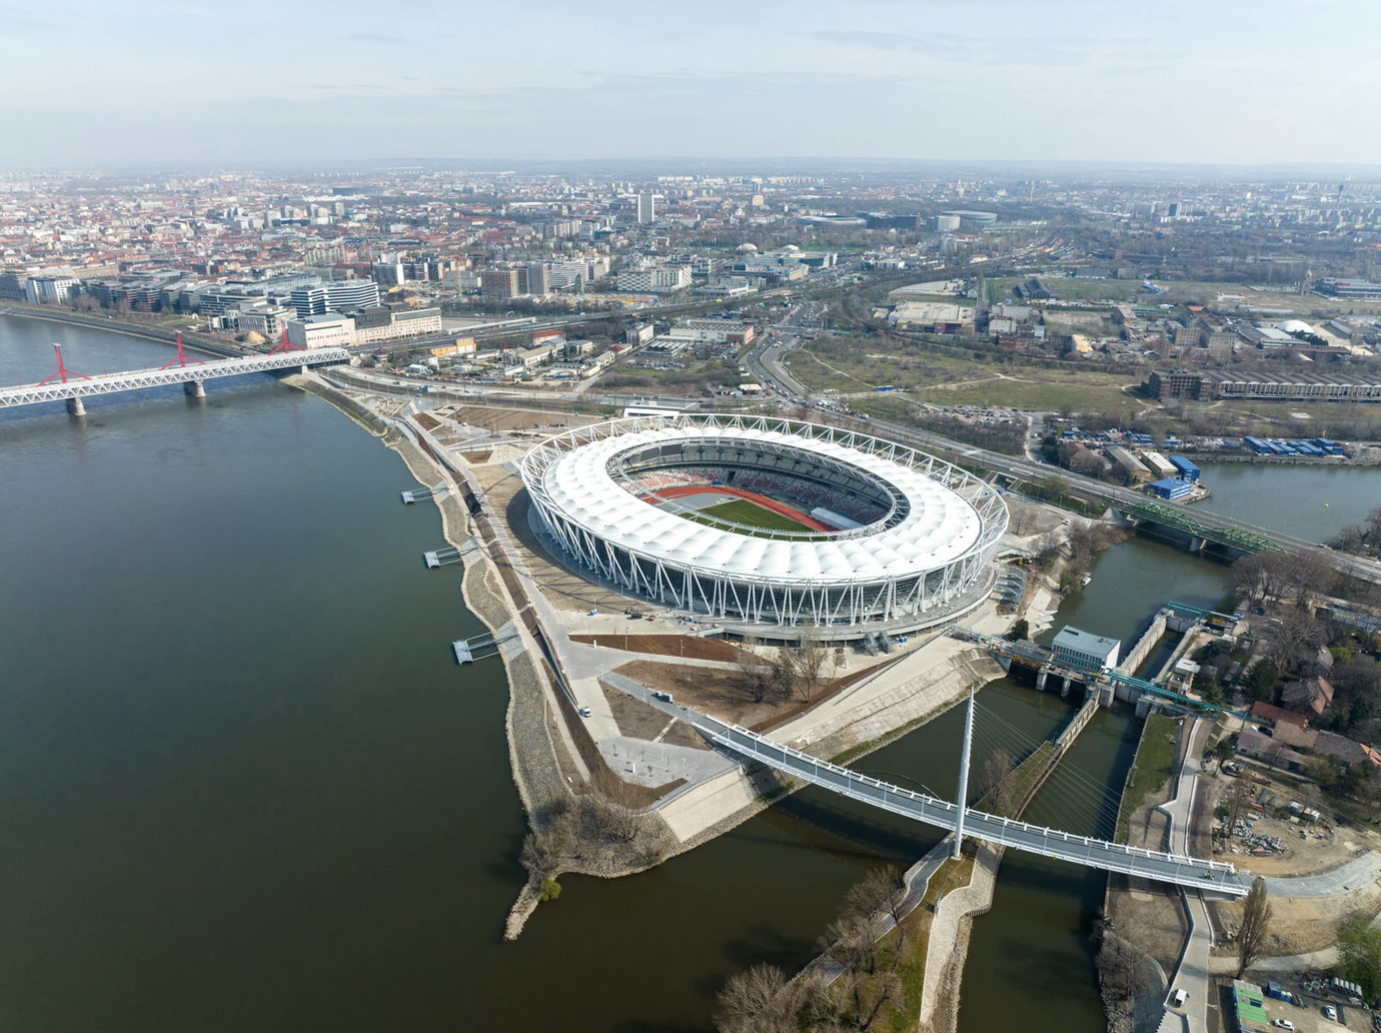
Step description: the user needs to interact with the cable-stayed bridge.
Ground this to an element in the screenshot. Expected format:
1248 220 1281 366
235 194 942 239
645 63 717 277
605 673 1248 897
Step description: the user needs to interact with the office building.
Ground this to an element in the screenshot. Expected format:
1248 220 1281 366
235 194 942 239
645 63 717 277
286 313 355 349
482 268 520 298
289 279 381 317
637 192 656 224
615 265 691 293
25 276 81 304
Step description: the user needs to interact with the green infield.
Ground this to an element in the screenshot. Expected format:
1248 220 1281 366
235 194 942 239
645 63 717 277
696 498 813 533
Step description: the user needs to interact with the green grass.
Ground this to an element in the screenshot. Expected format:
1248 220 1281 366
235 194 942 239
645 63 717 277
915 376 1138 414
696 498 812 533
1115 713 1179 843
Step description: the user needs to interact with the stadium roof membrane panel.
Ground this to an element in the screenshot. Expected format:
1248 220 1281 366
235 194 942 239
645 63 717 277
540 425 982 584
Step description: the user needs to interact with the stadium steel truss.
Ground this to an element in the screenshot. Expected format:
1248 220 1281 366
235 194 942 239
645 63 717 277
521 414 1008 630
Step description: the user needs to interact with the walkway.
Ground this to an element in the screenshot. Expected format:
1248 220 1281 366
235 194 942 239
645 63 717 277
605 673 1250 895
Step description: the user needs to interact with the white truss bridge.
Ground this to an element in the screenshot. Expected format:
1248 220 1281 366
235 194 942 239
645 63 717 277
0 348 352 409
605 673 1249 896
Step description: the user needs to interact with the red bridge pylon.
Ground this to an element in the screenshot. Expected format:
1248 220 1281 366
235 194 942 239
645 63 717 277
37 344 90 385
268 326 304 354
160 332 206 370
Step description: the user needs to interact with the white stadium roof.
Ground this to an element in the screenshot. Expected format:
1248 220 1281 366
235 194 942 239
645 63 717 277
538 424 982 584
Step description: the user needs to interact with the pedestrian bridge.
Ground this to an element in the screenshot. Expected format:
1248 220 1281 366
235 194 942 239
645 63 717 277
0 343 351 412
605 673 1248 896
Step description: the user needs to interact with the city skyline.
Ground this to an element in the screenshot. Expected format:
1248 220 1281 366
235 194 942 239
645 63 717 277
3 0 1380 167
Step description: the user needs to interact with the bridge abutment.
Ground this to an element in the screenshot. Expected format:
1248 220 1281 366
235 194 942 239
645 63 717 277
184 379 205 398
66 397 85 416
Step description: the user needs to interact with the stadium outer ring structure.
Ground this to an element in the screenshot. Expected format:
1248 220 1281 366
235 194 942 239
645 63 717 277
520 414 1008 638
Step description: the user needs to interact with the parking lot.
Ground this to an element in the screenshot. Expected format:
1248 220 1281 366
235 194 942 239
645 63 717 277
1235 979 1372 1033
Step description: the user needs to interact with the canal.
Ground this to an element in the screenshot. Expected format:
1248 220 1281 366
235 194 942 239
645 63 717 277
0 313 1313 1032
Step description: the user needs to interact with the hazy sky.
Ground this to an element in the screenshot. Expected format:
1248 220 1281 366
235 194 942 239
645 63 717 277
3 0 1379 168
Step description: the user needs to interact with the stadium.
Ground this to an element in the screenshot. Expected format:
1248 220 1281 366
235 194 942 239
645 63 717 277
520 414 1007 639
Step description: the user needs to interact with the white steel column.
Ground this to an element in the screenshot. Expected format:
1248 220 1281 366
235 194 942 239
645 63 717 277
952 686 976 859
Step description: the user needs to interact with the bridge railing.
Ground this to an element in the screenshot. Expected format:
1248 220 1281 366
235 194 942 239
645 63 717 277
696 713 1239 874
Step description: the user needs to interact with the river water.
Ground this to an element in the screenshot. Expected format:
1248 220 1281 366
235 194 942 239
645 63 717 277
0 313 1260 1031
1193 461 1380 543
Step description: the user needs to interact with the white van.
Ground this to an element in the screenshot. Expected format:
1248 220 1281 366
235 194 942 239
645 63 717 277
1172 989 1188 1008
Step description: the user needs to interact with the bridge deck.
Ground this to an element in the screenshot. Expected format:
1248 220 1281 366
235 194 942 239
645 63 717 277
0 348 351 407
604 673 1248 896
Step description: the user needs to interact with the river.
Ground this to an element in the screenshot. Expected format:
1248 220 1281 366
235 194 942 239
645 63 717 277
1193 460 1380 543
0 313 1257 1031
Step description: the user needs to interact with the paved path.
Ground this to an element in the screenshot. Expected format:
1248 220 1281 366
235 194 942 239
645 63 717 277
1264 851 1381 898
1160 718 1212 1033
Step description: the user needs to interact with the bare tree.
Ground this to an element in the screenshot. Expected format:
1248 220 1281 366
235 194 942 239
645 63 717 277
840 866 910 959
975 748 1017 813
1256 607 1327 673
737 651 773 704
1224 777 1253 839
1236 876 1273 977
714 963 805 1033
792 632 832 702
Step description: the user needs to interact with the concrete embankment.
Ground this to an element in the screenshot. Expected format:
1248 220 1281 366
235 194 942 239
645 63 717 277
3 304 243 357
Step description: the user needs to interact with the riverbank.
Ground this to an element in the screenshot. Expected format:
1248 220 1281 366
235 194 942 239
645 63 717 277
2 302 242 358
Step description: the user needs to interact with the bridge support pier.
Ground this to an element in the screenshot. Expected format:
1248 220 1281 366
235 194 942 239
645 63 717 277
1036 667 1048 692
1187 536 1206 552
66 396 85 416
184 379 205 399
1061 675 1071 697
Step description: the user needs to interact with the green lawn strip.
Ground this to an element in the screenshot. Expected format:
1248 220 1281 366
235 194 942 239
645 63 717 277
1114 712 1178 843
697 498 813 533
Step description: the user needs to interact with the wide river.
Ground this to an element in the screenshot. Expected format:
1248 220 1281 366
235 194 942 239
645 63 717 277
2 315 1376 1031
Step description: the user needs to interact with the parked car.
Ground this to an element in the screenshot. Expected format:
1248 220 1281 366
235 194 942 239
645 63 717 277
1324 1006 1339 1022
1273 1021 1295 1030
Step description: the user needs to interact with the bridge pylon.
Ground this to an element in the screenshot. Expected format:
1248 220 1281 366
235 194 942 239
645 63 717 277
953 686 975 858
160 333 205 370
38 344 89 386
268 326 304 355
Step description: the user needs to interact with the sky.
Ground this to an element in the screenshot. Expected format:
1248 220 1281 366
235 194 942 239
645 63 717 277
3 0 1379 169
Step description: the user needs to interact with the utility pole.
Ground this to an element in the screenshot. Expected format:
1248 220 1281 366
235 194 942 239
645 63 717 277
953 686 976 859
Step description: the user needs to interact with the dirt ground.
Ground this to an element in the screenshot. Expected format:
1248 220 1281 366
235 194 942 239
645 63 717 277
1203 772 1374 878
1003 495 1070 538
445 403 598 432
570 633 751 663
1107 878 1189 975
1110 728 1191 971
1219 881 1381 956
599 683 711 751
611 654 895 732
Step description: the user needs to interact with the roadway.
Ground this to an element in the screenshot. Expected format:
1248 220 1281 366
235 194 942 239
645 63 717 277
605 672 1250 896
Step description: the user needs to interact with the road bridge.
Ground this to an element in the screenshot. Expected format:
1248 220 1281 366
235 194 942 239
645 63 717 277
604 672 1248 896
2 340 351 415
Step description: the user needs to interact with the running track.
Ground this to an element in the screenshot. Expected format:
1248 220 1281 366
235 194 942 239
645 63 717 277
643 485 832 532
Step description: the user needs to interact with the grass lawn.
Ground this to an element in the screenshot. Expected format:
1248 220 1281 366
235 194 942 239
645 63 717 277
1115 712 1179 843
787 339 1143 415
696 498 813 533
915 374 1139 414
